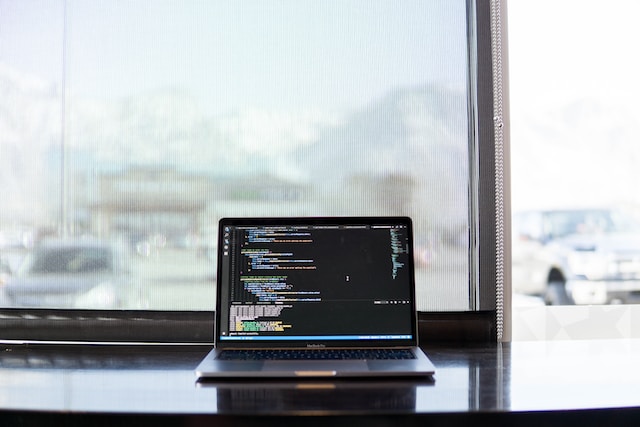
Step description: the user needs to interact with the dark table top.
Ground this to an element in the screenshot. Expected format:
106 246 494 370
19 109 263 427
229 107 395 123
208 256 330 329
1 339 640 425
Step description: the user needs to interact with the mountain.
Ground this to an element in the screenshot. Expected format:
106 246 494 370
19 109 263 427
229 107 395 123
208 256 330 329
294 85 469 234
296 85 467 180
1 65 469 234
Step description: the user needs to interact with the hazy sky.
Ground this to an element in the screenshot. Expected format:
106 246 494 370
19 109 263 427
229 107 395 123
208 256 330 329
508 0 640 211
508 0 640 109
1 0 468 116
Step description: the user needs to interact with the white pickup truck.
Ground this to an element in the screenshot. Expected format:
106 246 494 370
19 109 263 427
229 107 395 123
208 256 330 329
512 208 640 305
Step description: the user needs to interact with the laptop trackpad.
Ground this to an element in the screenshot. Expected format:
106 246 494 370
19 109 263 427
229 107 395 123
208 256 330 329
263 360 368 376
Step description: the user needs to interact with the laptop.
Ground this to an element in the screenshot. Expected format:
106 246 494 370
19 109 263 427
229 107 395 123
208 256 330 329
195 216 436 379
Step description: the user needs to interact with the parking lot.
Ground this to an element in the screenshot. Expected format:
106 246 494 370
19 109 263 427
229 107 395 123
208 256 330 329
2 242 540 311
130 248 216 310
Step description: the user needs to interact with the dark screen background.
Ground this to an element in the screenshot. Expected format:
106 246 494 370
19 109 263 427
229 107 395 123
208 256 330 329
221 224 414 338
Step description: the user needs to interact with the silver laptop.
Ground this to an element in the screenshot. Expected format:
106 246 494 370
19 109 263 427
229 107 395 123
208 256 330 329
195 217 436 379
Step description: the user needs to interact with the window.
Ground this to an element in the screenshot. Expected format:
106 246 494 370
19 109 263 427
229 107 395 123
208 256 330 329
0 0 506 342
509 0 640 339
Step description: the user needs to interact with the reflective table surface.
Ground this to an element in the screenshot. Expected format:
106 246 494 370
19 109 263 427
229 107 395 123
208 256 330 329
1 339 640 425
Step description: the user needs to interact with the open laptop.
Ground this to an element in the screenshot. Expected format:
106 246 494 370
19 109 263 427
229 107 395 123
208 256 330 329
195 216 436 379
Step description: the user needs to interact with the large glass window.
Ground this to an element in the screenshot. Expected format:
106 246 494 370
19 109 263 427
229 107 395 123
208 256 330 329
509 0 640 339
1 0 477 313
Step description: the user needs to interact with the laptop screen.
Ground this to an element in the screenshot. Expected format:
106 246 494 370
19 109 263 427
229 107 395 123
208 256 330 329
215 217 418 347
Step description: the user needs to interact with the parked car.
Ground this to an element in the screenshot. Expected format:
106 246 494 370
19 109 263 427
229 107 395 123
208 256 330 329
512 208 640 305
2 238 143 309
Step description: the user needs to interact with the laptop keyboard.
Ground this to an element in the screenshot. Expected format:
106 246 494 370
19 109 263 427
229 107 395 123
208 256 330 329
218 348 416 361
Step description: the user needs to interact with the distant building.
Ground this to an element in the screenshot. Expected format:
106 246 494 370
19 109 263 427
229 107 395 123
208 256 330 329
89 167 210 241
86 168 313 245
